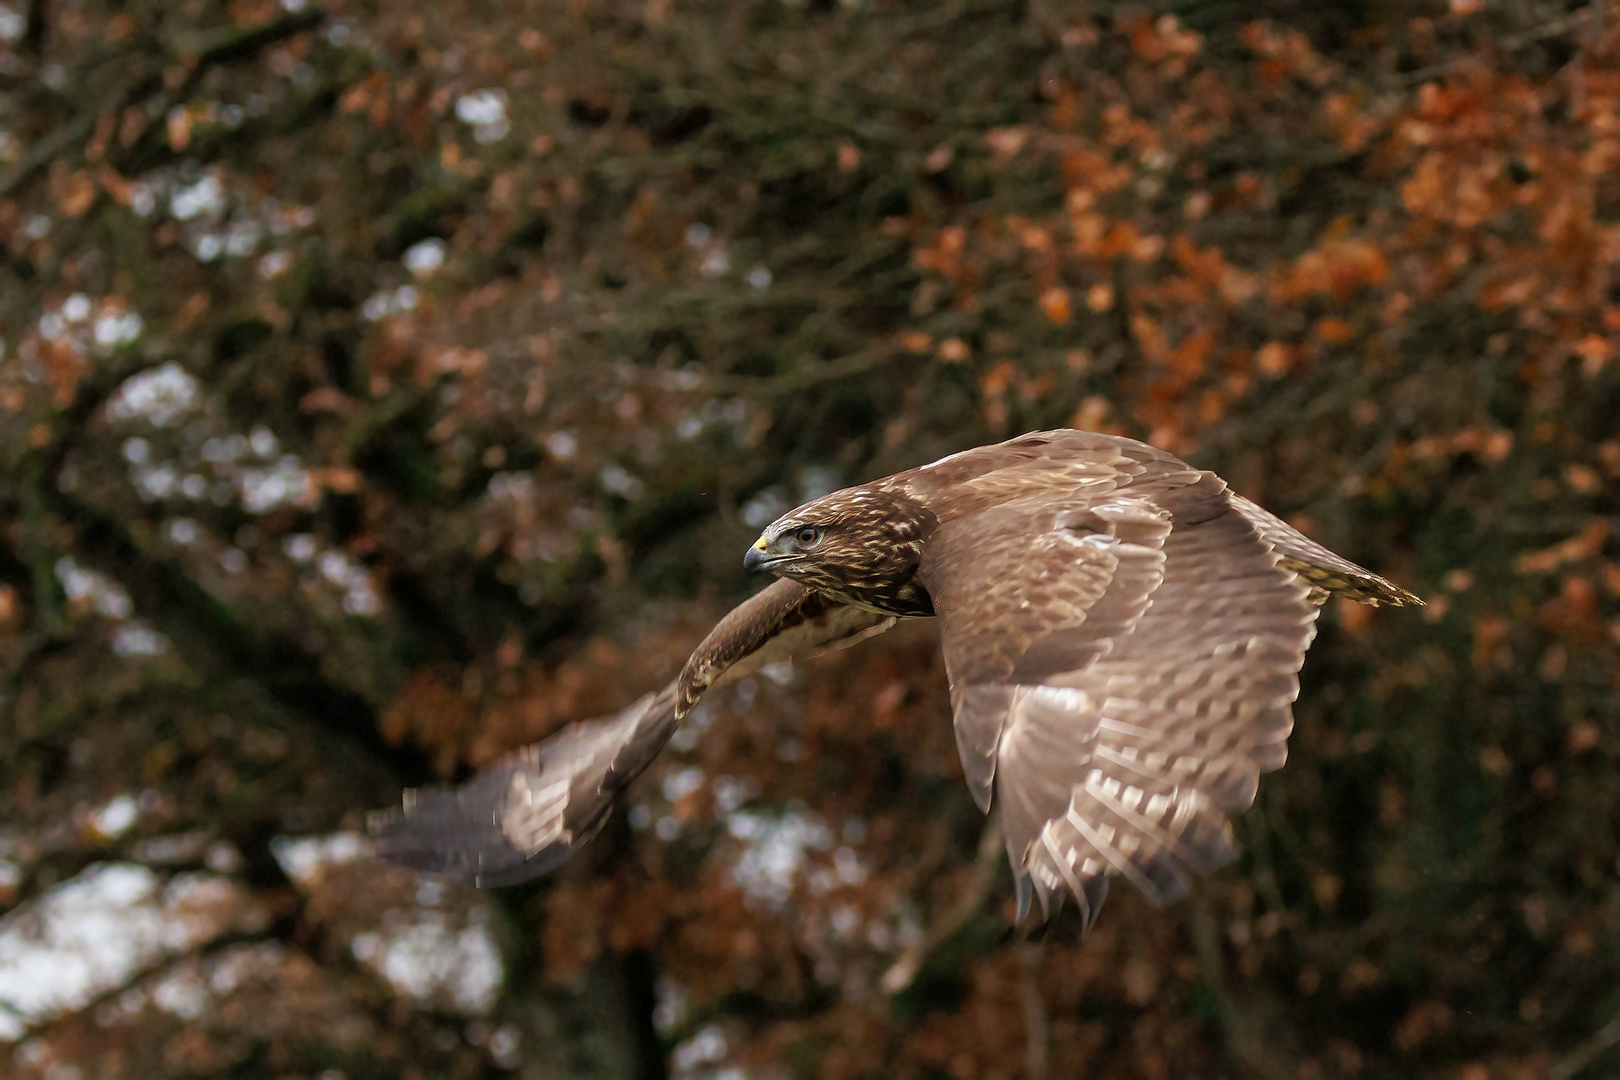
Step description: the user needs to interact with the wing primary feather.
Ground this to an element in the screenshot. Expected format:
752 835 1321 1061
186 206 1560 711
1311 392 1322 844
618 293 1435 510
1062 804 1171 906
1014 872 1034 923
1039 829 1088 910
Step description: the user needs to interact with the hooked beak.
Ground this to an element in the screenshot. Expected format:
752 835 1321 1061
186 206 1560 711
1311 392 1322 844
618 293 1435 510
743 538 772 574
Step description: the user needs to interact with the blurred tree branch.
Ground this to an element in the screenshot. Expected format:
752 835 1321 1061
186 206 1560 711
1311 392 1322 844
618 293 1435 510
884 814 1005 998
1551 1009 1620 1080
1398 2 1609 86
0 5 325 198
1190 890 1288 1080
1019 939 1049 1080
0 348 434 782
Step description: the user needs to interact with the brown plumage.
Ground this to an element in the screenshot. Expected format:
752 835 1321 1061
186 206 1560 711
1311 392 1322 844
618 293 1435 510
371 429 1420 923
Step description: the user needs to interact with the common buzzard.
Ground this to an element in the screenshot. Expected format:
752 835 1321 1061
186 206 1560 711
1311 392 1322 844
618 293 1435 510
371 429 1419 925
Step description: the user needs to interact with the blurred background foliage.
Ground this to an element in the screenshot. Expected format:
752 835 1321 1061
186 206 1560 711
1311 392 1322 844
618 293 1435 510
2 0 1620 1077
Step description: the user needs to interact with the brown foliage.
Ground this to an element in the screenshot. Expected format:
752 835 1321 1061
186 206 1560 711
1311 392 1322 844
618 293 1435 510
3 1 1620 1078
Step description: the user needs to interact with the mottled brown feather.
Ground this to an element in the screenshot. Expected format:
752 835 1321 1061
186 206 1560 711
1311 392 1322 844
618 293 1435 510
374 428 1420 922
764 429 1415 925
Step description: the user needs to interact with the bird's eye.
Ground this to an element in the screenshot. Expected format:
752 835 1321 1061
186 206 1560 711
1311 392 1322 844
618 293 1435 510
794 526 822 546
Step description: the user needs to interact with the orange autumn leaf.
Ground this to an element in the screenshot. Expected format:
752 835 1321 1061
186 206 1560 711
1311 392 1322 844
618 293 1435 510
58 171 97 217
1039 286 1073 324
898 330 933 354
1255 341 1300 379
166 106 192 150
1316 316 1354 344
1169 327 1215 377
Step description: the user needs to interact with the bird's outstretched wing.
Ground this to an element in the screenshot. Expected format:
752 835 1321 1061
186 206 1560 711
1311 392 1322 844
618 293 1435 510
367 686 678 887
918 468 1333 927
369 579 894 886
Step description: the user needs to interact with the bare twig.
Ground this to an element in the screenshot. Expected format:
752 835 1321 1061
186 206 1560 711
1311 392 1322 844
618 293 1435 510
1397 3 1607 87
1550 1012 1620 1080
1190 889 1287 1080
611 346 908 397
43 486 431 780
0 7 325 198
1573 0 1607 115
926 813 1007 947
713 347 906 397
3 353 433 783
1019 939 1049 1080
0 106 103 198
185 7 324 71
883 814 1005 994
22 0 46 56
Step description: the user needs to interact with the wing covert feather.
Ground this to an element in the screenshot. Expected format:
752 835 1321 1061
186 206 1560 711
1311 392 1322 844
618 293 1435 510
920 495 1172 830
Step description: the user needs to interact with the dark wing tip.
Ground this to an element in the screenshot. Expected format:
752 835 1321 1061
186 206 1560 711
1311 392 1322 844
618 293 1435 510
1347 575 1425 608
366 796 487 880
1011 868 1110 934
1278 556 1423 608
1228 495 1423 609
369 689 676 888
1378 583 1425 607
367 768 595 889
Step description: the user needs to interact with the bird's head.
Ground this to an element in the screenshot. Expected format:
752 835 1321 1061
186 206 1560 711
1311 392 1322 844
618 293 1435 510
745 485 938 613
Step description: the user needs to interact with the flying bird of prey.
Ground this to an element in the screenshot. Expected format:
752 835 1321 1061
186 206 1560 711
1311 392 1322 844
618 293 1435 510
371 429 1420 925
